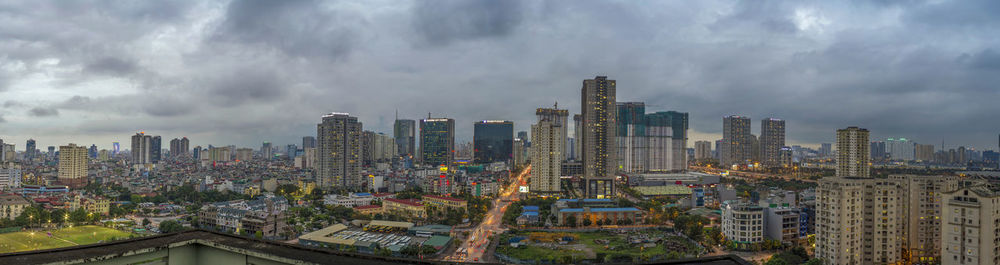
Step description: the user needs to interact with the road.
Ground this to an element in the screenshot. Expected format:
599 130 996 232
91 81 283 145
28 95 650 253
690 166 816 183
442 165 530 263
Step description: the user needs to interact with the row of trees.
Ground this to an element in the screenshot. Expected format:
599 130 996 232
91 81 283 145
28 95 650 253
0 206 103 228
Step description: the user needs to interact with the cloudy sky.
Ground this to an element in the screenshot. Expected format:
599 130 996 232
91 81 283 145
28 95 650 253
1 0 999 152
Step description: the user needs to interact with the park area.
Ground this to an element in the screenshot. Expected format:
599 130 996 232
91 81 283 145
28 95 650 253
497 229 703 264
0 225 135 254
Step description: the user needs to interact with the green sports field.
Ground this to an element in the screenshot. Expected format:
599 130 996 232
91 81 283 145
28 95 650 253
0 225 135 253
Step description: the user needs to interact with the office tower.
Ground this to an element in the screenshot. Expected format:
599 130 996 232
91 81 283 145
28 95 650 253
361 131 377 166
778 147 793 167
473 120 514 164
170 138 181 157
287 144 297 160
616 102 646 173
0 139 4 163
573 114 582 161
192 146 201 160
57 144 88 188
836 127 870 177
566 138 576 161
1 143 11 162
112 142 120 156
721 115 752 167
695 141 712 160
914 144 935 161
419 116 455 167
25 139 35 161
886 138 914 161
131 132 152 164
531 107 568 194
760 118 785 167
957 146 968 165
149 136 161 163
88 144 97 159
393 119 415 157
646 111 688 172
302 136 317 149
870 141 886 161
261 142 273 160
581 76 617 198
317 113 362 190
942 186 1000 265
517 131 529 144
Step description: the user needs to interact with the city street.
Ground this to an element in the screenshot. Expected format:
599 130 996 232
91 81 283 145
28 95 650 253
442 165 530 263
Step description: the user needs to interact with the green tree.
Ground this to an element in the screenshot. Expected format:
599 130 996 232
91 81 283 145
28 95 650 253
159 220 186 233
803 258 823 265
582 218 592 226
142 218 151 227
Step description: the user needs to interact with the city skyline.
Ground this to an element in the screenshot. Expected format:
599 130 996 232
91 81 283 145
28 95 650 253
1 1 1000 151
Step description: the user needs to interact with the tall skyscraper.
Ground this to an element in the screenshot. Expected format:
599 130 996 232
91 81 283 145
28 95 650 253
419 116 455 167
721 115 752 167
302 136 317 149
573 114 582 161
261 141 273 160
836 126 870 178
870 141 886 161
57 144 88 188
695 141 712 160
170 138 181 157
531 107 568 194
647 111 688 172
180 137 189 156
473 120 514 164
760 118 785 167
316 113 362 190
287 144 297 160
25 139 35 161
393 119 416 158
150 136 161 163
914 144 935 161
886 138 914 161
112 142 120 156
88 144 98 159
616 102 647 173
581 76 616 198
130 132 152 164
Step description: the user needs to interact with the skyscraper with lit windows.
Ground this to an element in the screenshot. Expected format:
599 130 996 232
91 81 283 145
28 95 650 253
317 113 362 190
581 76 616 198
419 116 455 167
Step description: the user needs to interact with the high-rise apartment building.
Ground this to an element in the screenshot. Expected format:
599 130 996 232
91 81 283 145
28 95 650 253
915 144 935 162
573 114 582 161
130 132 152 164
170 138 181 157
695 141 712 160
317 113 362 190
721 115 752 167
473 120 514 164
616 102 647 173
942 186 1000 265
150 136 161 164
531 107 568 195
887 138 914 161
892 175 959 262
581 76 617 198
646 111 688 172
836 127 870 178
393 119 416 158
760 118 785 167
261 141 273 160
419 117 455 167
871 141 887 161
57 144 88 188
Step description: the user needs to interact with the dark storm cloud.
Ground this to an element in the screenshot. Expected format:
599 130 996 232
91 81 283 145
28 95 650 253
1 0 999 150
412 0 525 46
213 0 360 60
28 107 59 117
0 114 5 123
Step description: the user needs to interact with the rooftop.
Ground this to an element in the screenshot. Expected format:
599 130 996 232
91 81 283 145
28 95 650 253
384 198 423 207
422 195 466 203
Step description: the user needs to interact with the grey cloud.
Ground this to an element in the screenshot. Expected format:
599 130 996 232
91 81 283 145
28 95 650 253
28 107 59 117
0 114 5 123
967 49 1000 70
412 0 525 46
3 101 25 108
213 0 359 60
84 57 139 76
209 69 285 106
